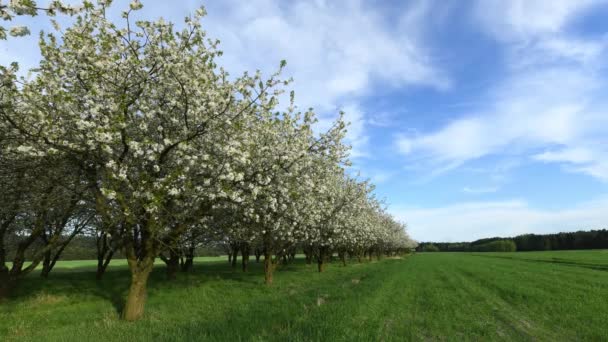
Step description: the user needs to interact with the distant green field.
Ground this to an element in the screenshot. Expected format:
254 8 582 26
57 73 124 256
2 251 608 341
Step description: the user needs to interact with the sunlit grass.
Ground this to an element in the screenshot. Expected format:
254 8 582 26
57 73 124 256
2 251 608 341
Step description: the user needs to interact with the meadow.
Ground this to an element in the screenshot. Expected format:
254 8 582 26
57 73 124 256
2 251 608 341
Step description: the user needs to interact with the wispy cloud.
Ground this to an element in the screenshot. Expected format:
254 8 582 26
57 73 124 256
473 0 607 41
396 1 608 181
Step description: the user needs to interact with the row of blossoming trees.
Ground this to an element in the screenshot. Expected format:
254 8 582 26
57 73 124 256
0 1 416 320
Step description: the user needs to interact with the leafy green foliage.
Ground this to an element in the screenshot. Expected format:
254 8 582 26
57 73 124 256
471 240 516 252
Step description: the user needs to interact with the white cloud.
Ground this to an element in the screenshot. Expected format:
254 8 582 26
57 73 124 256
462 186 498 194
475 0 608 68
397 1 608 181
391 197 608 242
397 68 603 168
534 147 595 164
474 0 606 41
202 0 448 110
534 147 608 181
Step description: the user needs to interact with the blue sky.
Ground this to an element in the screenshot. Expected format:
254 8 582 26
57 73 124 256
3 0 608 242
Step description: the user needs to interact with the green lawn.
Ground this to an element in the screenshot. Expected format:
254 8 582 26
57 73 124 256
1 251 608 341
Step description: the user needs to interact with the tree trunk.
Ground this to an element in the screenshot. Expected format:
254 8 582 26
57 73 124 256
304 246 312 264
9 251 26 278
264 251 274 285
231 246 239 269
0 237 8 297
317 247 326 273
96 231 115 280
96 250 114 281
254 249 261 263
181 247 195 272
40 223 84 279
0 267 10 299
164 249 180 280
40 250 53 278
339 251 347 266
241 242 250 272
228 253 232 264
122 259 154 321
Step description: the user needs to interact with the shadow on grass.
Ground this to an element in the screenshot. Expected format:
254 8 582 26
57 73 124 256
5 257 320 316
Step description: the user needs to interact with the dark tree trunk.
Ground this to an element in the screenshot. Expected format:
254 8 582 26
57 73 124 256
96 231 115 280
317 247 327 273
181 246 195 272
0 244 8 298
0 271 10 299
164 249 180 280
339 251 347 266
254 248 261 263
9 245 28 279
231 245 239 269
96 250 114 281
7 241 43 294
304 246 312 264
40 250 53 278
0 254 10 299
241 242 250 272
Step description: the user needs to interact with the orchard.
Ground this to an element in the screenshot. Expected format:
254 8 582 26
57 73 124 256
0 0 415 321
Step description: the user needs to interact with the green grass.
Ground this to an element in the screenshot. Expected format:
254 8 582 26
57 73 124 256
1 251 608 341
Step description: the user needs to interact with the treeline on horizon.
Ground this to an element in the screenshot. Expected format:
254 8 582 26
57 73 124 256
417 229 608 252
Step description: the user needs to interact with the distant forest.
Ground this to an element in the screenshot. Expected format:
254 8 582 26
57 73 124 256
417 229 608 252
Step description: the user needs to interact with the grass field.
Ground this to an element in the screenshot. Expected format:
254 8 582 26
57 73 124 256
1 251 608 341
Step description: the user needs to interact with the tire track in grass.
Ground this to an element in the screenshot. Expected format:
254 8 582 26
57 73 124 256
467 254 608 317
372 261 418 341
452 263 559 341
407 261 460 341
468 254 607 296
431 263 502 341
471 254 608 272
457 256 607 339
402 255 501 341
360 259 426 341
301 259 413 341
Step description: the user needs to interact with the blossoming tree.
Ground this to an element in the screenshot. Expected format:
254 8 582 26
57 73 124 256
0 0 415 321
